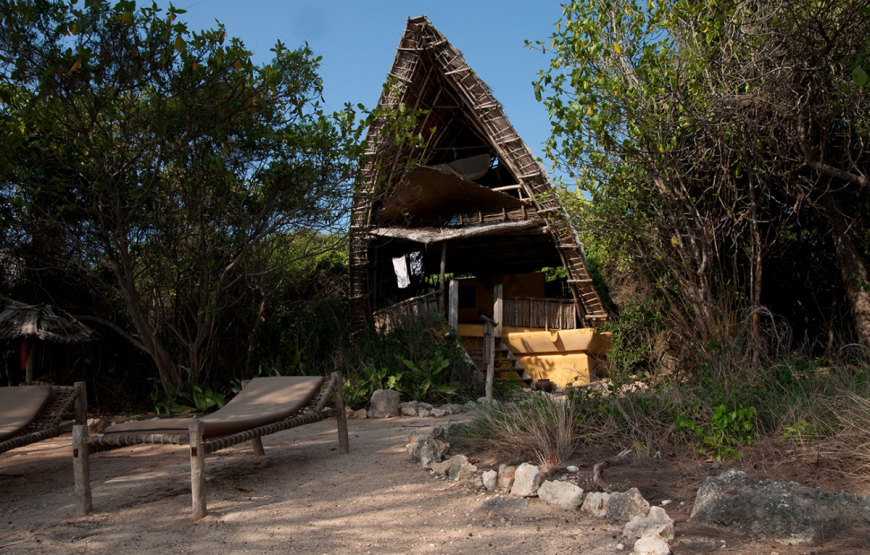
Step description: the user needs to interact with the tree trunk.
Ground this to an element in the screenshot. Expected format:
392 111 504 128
823 195 870 349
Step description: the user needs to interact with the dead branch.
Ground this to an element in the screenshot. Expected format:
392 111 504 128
592 448 631 492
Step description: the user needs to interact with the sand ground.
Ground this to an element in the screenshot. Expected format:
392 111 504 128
1 415 867 554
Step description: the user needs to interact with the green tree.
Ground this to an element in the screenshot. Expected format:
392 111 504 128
533 0 870 358
0 0 367 391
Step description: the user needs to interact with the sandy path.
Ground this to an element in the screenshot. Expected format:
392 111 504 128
1 416 626 554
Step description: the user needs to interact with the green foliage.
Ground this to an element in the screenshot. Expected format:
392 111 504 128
394 354 458 401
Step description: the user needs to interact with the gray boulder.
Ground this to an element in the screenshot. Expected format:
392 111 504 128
607 488 651 522
690 469 870 543
538 480 584 510
510 463 543 497
368 389 400 418
581 492 610 517
623 506 674 541
406 434 449 469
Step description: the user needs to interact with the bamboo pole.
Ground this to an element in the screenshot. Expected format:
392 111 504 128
72 425 92 516
189 420 207 520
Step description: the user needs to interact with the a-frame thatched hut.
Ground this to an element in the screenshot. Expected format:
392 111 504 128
349 16 610 386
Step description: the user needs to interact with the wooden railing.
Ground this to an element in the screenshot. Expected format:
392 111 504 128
503 297 578 330
373 290 442 332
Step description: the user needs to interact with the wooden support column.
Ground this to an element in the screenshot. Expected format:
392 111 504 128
438 241 447 315
448 280 459 331
332 371 350 455
74 381 88 425
189 420 207 520
480 315 496 407
493 284 503 339
72 425 92 516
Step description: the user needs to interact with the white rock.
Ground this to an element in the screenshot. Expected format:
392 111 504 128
353 408 367 419
430 408 447 417
401 405 418 417
581 492 611 517
566 465 580 473
538 480 584 510
633 532 670 555
418 409 431 418
87 418 106 434
616 543 625 551
476 397 499 407
464 401 478 411
482 470 498 491
623 506 674 541
497 464 516 491
510 463 543 497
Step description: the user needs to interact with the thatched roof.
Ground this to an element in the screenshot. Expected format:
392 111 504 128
349 16 608 332
0 301 96 344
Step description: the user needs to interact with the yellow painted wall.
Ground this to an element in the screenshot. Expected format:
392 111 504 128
457 323 612 386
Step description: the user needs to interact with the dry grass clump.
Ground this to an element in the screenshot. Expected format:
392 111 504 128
454 393 585 474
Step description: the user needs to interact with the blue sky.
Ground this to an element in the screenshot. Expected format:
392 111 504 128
156 1 565 170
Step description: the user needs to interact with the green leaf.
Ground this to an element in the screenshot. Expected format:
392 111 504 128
174 35 187 52
852 67 867 87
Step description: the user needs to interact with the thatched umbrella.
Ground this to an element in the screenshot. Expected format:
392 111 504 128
0 301 96 382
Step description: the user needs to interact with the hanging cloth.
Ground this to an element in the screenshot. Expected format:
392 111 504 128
392 255 410 289
409 251 424 276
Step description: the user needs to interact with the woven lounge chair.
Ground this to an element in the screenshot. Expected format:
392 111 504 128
73 372 349 519
1 381 87 455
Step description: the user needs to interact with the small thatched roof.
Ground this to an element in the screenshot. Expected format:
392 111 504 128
0 301 96 344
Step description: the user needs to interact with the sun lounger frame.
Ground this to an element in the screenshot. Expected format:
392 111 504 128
72 371 349 519
0 381 87 455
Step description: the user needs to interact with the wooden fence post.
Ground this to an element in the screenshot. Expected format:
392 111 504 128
72 425 92 516
332 372 350 455
480 315 496 406
189 420 207 520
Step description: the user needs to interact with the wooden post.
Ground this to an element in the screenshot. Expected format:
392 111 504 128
493 284 503 339
189 420 207 520
448 280 459 331
72 425 92 516
332 372 350 455
74 381 88 425
438 241 447 315
480 315 496 407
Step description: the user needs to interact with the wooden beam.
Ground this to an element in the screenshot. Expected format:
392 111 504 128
480 315 496 406
371 220 545 244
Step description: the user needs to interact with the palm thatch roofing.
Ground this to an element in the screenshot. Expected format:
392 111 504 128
0 301 96 344
349 16 607 332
